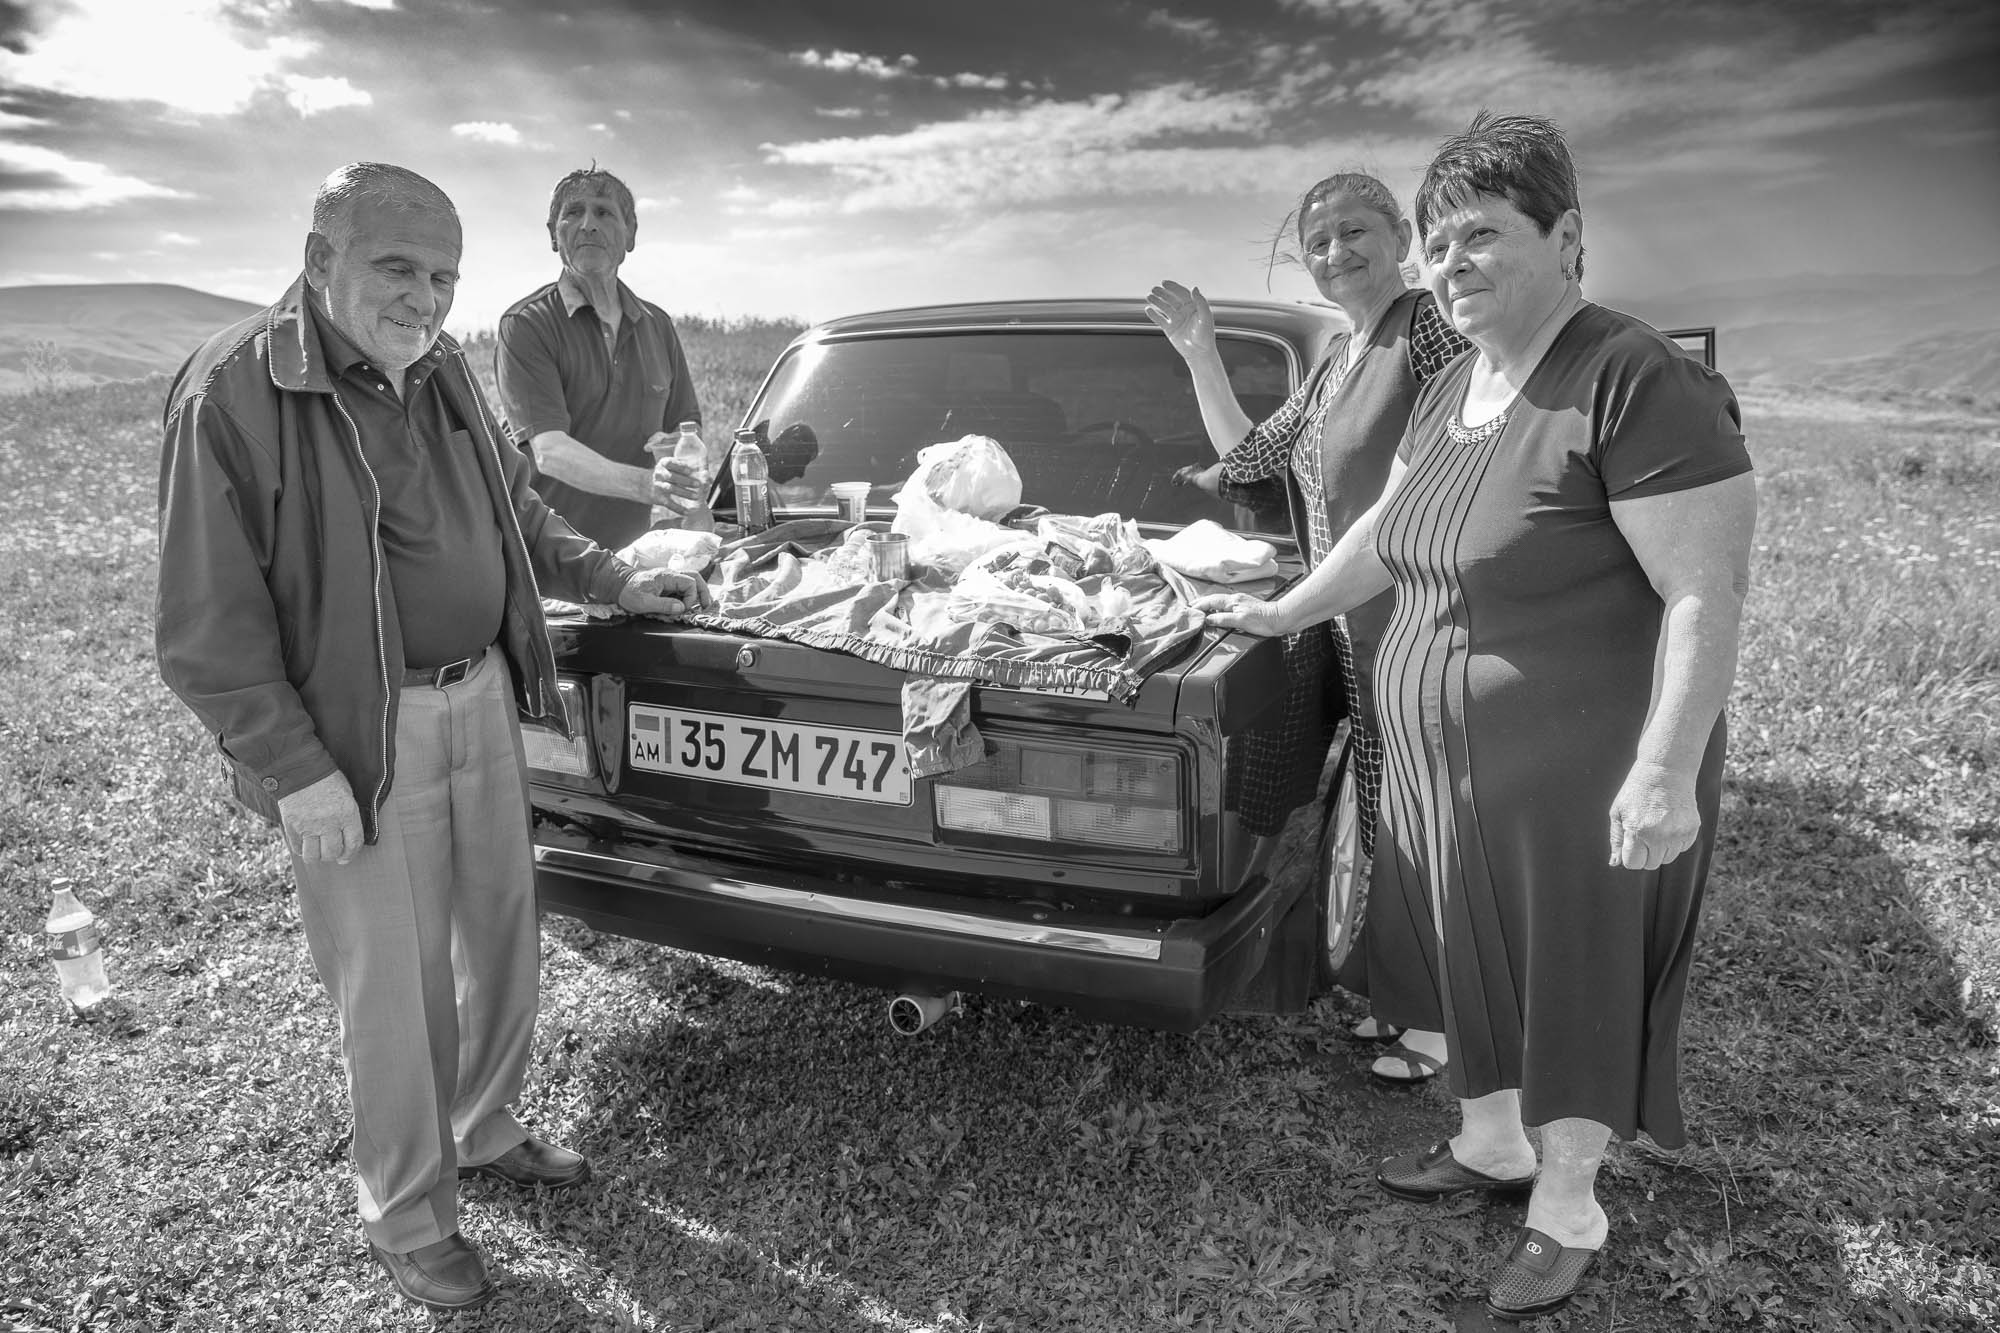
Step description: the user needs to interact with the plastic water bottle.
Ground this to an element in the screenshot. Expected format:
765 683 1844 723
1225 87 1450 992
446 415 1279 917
646 421 712 531
46 885 111 1010
731 429 771 534
644 433 677 528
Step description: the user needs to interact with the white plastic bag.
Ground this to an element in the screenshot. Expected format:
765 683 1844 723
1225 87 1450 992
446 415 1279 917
904 435 1022 520
891 485 1032 576
618 527 722 575
1143 520 1279 583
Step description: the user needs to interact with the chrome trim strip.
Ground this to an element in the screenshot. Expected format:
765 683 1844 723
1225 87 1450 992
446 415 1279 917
536 845 1165 960
799 322 1305 386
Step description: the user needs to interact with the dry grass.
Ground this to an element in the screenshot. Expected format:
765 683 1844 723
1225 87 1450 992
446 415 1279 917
0 359 1994 1332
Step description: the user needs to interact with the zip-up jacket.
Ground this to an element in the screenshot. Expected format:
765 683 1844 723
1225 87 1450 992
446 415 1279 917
157 274 636 844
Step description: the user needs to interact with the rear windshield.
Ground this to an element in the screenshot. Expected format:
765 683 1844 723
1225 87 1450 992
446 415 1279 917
736 329 1297 537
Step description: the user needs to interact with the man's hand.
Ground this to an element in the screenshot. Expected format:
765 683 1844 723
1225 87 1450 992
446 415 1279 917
618 567 715 619
278 769 362 865
645 433 708 512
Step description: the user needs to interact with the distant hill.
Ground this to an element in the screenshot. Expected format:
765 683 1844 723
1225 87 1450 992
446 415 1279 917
0 284 261 394
4 274 1996 411
1613 265 2000 410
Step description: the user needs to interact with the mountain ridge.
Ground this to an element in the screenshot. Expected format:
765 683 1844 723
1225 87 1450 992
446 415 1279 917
2 277 1994 409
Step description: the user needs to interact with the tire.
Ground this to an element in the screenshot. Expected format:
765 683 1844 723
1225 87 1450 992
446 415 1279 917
1315 729 1370 988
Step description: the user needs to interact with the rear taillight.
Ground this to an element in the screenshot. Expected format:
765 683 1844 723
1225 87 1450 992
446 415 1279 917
934 739 1182 853
521 678 593 778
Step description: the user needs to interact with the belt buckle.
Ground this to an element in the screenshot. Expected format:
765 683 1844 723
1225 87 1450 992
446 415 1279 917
433 656 473 689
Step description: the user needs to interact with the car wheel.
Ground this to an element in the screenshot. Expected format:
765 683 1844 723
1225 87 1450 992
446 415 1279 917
1316 730 1369 988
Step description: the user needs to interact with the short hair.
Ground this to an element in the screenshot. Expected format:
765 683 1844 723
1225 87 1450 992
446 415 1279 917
311 162 457 250
1266 170 1408 283
1415 111 1585 279
547 167 636 234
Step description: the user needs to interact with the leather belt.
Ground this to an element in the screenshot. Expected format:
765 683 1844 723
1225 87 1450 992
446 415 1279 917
402 652 480 689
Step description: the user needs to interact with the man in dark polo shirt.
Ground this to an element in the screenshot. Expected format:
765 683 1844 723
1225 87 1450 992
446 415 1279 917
496 167 705 549
156 162 710 1315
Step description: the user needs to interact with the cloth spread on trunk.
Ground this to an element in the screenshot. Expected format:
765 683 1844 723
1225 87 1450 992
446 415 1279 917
682 515 1207 702
547 513 1273 780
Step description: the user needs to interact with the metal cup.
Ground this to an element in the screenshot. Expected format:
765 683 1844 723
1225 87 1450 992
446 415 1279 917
866 532 910 581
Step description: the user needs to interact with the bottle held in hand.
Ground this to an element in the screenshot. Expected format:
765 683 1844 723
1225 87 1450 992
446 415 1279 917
731 428 771 534
669 420 713 532
47 884 111 1010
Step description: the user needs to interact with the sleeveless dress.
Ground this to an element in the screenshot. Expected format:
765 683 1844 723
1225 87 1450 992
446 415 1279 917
1220 289 1465 837
1363 303 1752 1146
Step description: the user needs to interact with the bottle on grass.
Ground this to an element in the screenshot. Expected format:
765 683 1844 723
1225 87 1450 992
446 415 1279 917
47 884 111 1010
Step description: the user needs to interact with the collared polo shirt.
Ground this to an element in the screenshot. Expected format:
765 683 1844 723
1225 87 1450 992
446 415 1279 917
307 298 505 670
495 272 702 550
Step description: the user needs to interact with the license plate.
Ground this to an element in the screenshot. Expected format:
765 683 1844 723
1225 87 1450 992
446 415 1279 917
627 704 912 805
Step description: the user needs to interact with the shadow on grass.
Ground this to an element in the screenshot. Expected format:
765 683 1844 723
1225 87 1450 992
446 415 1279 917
526 933 1543 1331
520 769 2000 1331
1632 773 1999 1331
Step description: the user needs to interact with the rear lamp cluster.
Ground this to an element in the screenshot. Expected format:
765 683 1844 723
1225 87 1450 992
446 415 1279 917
520 678 593 778
934 740 1182 853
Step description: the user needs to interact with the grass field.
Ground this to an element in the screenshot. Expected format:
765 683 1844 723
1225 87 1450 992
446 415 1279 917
0 336 1995 1331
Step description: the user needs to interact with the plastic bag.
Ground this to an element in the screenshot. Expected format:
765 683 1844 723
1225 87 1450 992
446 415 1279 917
891 486 1033 576
618 527 722 576
904 435 1021 520
1143 519 1279 583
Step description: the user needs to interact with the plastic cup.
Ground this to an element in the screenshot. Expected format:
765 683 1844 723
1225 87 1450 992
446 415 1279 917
830 482 871 524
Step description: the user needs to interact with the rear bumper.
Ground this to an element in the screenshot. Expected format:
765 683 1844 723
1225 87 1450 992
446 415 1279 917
532 834 1295 1032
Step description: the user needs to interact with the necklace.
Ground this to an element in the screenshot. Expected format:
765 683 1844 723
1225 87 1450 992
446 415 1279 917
1445 409 1510 447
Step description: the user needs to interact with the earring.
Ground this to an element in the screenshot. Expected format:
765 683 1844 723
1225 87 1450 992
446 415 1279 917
1562 259 1576 282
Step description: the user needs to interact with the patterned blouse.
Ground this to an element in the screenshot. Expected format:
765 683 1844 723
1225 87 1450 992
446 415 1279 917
1222 295 1468 563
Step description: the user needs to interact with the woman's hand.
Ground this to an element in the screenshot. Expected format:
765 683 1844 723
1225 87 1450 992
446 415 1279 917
1145 280 1217 361
1194 591 1292 638
1607 761 1702 870
1172 461 1225 494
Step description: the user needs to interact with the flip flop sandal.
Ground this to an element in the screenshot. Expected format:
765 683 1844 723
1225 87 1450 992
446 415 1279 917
1485 1227 1599 1319
1369 1041 1445 1083
1350 1016 1404 1044
1375 1140 1537 1202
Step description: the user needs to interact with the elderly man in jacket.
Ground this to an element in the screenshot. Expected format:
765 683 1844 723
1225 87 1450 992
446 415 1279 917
155 161 708 1314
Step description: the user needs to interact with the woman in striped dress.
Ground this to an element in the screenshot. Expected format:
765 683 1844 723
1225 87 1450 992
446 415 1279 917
1199 113 1756 1319
1147 170 1468 1083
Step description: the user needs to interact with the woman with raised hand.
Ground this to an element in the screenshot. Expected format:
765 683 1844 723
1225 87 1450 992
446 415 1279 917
1199 112 1756 1320
1146 171 1468 1085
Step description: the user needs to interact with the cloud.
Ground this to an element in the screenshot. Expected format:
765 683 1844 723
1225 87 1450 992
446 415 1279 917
790 46 1012 92
282 74 372 116
1280 0 1491 41
1144 10 1222 44
939 72 1010 91
0 0 312 116
0 142 191 212
759 87 1441 220
452 121 524 146
792 49 918 80
814 107 869 119
158 231 200 246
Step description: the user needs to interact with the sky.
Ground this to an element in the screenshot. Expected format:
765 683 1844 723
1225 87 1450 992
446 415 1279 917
1 0 1996 332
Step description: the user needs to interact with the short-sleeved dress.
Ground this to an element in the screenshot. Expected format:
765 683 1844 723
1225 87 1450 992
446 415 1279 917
1363 303 1751 1147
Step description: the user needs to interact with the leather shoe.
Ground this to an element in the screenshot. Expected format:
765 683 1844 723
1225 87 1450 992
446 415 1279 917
1376 1140 1536 1202
370 1232 494 1312
458 1136 591 1188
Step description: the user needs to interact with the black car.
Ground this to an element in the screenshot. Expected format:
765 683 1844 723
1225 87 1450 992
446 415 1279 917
521 296 1376 1032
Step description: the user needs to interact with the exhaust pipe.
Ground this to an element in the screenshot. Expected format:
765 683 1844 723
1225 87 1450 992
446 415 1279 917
887 991 960 1036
